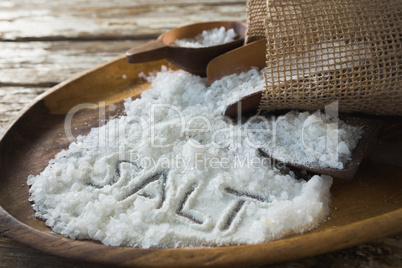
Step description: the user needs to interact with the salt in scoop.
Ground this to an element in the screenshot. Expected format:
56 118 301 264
206 40 394 179
207 39 266 117
126 21 246 76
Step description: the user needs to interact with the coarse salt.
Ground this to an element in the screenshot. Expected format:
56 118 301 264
249 110 363 169
173 27 237 48
26 67 365 248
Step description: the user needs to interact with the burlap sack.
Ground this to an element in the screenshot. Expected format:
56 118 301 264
245 0 267 43
246 0 402 116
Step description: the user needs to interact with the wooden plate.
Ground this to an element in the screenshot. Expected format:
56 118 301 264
0 56 401 267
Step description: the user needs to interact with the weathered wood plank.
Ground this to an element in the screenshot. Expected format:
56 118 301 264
1 0 401 266
0 87 49 131
0 1 246 41
0 234 102 267
1 0 244 8
0 232 401 267
0 40 147 85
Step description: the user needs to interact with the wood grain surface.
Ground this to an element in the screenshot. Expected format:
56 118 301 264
0 0 401 267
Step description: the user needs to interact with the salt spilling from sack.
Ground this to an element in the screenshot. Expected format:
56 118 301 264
173 27 237 48
28 67 362 248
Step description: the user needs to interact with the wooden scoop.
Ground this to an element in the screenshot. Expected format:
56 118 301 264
206 39 266 116
258 116 385 180
126 21 246 76
206 41 402 179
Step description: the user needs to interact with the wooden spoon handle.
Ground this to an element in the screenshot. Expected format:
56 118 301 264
126 39 169 63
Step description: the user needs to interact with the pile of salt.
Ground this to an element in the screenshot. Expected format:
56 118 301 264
27 67 363 248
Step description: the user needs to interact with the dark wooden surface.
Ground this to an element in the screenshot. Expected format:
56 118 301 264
0 0 401 267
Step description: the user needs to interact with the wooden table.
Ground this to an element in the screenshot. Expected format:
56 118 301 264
0 0 401 267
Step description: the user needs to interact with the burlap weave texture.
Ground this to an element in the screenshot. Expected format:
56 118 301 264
246 0 402 116
245 0 267 43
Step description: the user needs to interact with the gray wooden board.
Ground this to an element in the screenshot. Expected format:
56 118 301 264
0 40 147 85
0 0 246 41
0 0 401 266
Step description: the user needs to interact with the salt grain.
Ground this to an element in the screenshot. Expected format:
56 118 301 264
27 67 365 248
250 111 363 169
173 27 237 48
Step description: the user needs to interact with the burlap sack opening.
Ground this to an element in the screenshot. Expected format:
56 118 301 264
246 0 402 116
